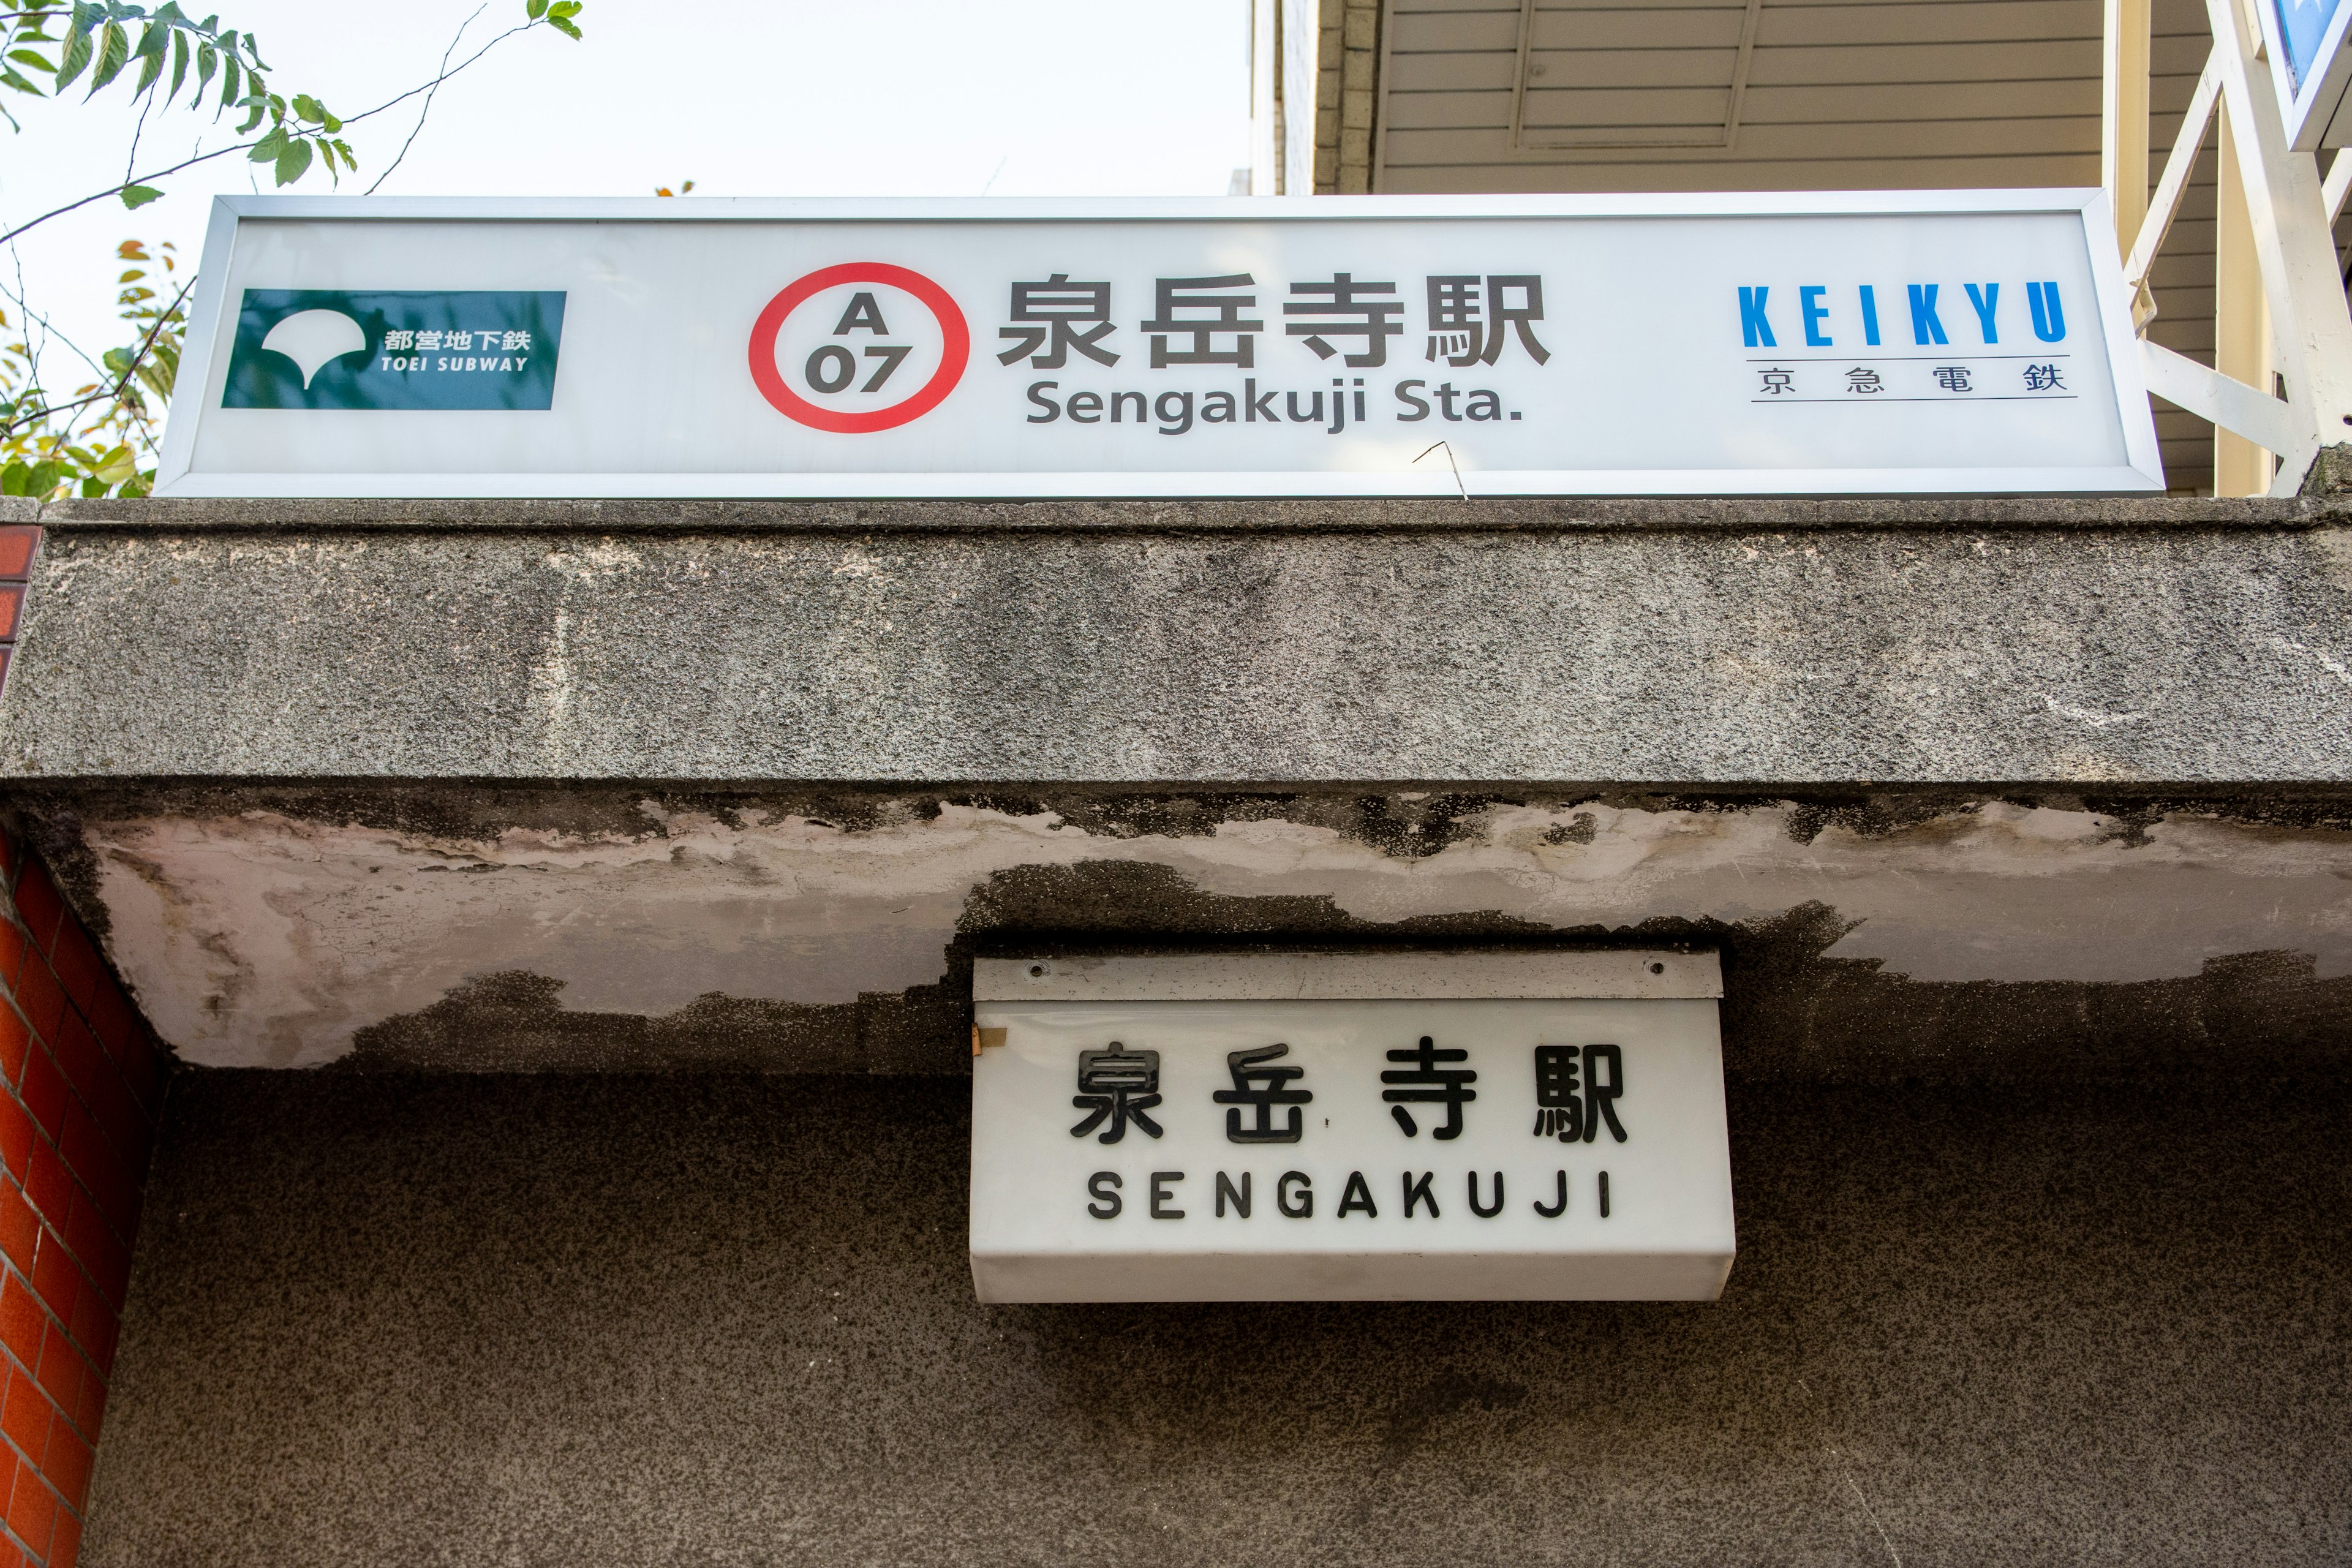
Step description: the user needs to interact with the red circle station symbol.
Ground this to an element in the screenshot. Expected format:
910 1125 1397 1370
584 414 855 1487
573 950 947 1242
747 263 970 434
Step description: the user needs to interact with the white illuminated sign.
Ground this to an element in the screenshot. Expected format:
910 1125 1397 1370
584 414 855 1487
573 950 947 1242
158 192 2162 499
968 952 1734 1303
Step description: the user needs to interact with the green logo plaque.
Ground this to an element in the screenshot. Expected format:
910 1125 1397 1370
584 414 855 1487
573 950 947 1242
221 289 566 410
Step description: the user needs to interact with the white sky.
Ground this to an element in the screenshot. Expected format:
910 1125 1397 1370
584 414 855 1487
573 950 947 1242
0 0 1253 397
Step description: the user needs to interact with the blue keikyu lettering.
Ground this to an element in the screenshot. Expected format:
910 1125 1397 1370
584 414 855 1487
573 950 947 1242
1800 285 1831 346
1739 287 1776 349
1908 284 1948 345
1964 282 1999 343
1859 285 1881 347
2027 281 2066 343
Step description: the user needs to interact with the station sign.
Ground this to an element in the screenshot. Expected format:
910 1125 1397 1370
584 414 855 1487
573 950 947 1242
157 192 2163 499
968 951 1734 1303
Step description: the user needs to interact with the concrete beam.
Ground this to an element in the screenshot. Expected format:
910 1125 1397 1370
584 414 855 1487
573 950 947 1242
9 497 2352 786
6 500 2352 1076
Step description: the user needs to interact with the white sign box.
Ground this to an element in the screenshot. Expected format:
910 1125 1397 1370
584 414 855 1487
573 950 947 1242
157 192 2162 499
969 952 1734 1303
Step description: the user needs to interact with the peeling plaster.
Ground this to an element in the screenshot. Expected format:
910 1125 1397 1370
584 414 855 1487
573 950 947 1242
73 797 2352 1069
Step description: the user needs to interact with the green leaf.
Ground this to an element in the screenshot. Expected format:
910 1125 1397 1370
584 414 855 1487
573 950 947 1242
118 183 162 208
137 354 176 401
7 50 57 70
549 16 581 38
192 40 213 97
85 20 128 94
78 476 105 499
167 25 185 99
145 340 179 398
272 132 311 185
53 23 90 88
0 462 25 498
94 444 137 484
0 69 42 97
291 90 321 122
526 0 547 16
26 461 59 497
246 123 282 161
132 30 164 96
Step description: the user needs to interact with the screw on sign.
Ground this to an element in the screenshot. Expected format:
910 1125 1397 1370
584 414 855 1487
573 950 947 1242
747 262 971 433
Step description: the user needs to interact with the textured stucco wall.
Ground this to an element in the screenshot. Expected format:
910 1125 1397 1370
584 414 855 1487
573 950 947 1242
80 1070 2352 1567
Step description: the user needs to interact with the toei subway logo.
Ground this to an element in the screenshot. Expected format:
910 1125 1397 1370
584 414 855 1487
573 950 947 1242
748 263 971 432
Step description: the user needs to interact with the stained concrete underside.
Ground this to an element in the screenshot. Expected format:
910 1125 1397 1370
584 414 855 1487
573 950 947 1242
9 497 2352 1076
16 782 2352 1081
83 1071 2352 1567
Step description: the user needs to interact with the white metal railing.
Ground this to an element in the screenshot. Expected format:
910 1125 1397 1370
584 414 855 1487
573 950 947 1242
2107 0 2352 494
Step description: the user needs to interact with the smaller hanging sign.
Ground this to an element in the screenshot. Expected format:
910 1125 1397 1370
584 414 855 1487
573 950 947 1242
968 951 1734 1303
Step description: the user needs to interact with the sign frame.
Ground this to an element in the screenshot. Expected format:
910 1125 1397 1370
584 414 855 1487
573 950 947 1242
2258 0 2352 150
157 189 2164 500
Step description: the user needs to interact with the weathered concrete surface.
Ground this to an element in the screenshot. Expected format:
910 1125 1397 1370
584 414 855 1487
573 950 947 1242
25 785 2352 1074
42 492 2352 532
10 501 2352 1075
81 1070 2352 1567
10 502 2352 783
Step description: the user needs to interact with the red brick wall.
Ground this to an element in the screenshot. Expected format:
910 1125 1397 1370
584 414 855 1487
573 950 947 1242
0 835 163 1568
0 524 35 689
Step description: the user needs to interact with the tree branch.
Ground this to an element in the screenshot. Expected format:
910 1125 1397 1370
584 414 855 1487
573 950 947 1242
0 141 245 247
0 14 549 250
1 270 194 445
66 266 194 446
366 4 484 196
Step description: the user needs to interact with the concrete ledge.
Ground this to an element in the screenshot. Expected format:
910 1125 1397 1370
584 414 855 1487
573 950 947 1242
40 494 2352 534
5 503 2352 783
